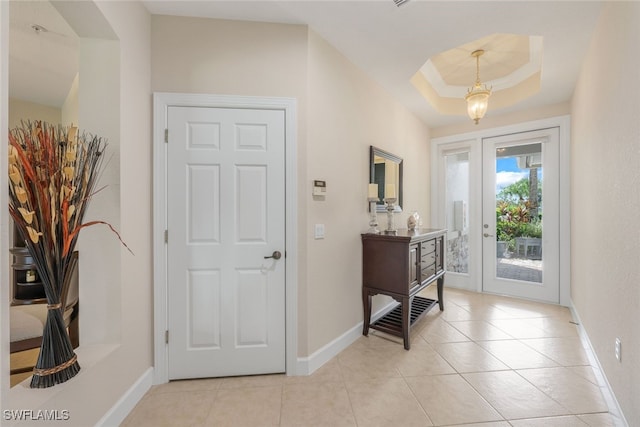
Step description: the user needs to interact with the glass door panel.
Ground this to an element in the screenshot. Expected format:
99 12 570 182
482 128 560 303
495 143 543 283
445 152 470 274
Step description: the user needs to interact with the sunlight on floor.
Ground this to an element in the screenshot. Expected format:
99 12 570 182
122 287 619 427
9 347 39 387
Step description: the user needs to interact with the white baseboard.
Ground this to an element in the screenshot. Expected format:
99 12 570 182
569 302 628 427
296 301 396 376
96 367 153 427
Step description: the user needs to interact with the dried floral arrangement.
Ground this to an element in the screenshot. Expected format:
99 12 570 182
8 120 128 388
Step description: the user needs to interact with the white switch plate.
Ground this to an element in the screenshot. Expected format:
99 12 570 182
314 224 325 239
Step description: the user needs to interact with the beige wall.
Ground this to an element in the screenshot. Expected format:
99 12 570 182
1 0 9 409
9 41 121 348
7 78 76 130
77 37 122 346
8 97 61 128
152 14 311 355
40 1 152 423
571 2 640 425
61 73 79 126
151 16 431 358
430 101 570 139
305 31 430 354
151 15 309 99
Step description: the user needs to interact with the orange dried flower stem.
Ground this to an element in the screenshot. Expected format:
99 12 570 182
63 220 133 257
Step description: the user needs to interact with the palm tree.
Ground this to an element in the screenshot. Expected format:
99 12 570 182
529 167 539 218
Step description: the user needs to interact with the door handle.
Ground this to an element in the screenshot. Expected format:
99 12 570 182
483 233 494 238
264 250 282 260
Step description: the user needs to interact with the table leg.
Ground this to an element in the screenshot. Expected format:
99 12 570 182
362 288 372 336
402 296 411 350
437 275 445 311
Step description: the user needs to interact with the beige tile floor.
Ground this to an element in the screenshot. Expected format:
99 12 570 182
123 287 619 427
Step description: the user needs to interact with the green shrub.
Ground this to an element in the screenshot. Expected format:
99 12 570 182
516 220 542 238
496 201 542 248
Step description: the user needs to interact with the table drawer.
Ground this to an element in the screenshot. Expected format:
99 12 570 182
421 251 435 266
421 264 436 282
421 239 436 254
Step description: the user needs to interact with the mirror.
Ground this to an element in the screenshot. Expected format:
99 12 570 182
370 146 403 212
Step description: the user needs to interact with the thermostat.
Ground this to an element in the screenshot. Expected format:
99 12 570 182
313 180 327 196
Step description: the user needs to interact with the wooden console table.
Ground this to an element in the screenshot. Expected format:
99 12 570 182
361 228 446 349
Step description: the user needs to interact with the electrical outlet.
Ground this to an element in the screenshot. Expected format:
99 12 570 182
615 338 622 362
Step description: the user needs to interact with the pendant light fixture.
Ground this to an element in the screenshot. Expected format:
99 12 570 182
465 49 492 124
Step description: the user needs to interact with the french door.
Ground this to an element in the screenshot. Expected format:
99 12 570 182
434 126 562 304
435 140 480 292
482 128 560 303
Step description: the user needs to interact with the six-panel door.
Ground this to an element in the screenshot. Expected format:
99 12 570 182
166 106 286 379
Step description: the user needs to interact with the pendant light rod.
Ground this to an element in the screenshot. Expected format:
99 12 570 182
471 49 484 84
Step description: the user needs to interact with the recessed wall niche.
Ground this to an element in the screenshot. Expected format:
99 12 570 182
7 0 122 385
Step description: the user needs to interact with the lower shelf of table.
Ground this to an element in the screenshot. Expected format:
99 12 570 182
369 296 437 337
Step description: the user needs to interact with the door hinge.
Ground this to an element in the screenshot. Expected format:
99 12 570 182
164 229 168 243
164 128 168 143
165 330 169 344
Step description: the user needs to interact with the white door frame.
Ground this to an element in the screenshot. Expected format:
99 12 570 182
482 128 560 303
152 93 298 384
431 115 571 306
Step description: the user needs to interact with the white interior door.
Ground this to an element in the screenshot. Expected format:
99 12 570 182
482 128 560 303
166 106 286 379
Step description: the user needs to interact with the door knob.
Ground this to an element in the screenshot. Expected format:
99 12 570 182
483 233 494 238
264 250 282 260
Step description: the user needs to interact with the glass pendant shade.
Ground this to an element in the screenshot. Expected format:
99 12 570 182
465 84 491 124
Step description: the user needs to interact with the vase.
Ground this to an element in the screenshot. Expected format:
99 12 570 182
29 253 81 388
407 211 421 231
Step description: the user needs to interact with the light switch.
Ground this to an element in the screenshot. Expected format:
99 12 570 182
314 224 325 239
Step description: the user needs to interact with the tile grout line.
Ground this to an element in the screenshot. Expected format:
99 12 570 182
438 293 602 424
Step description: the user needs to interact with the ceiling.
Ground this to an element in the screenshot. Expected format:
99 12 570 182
9 0 604 129
9 0 79 108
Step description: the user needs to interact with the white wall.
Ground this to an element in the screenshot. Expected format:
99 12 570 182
570 2 640 425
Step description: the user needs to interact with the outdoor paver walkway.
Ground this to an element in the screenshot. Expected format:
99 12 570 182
497 256 542 282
